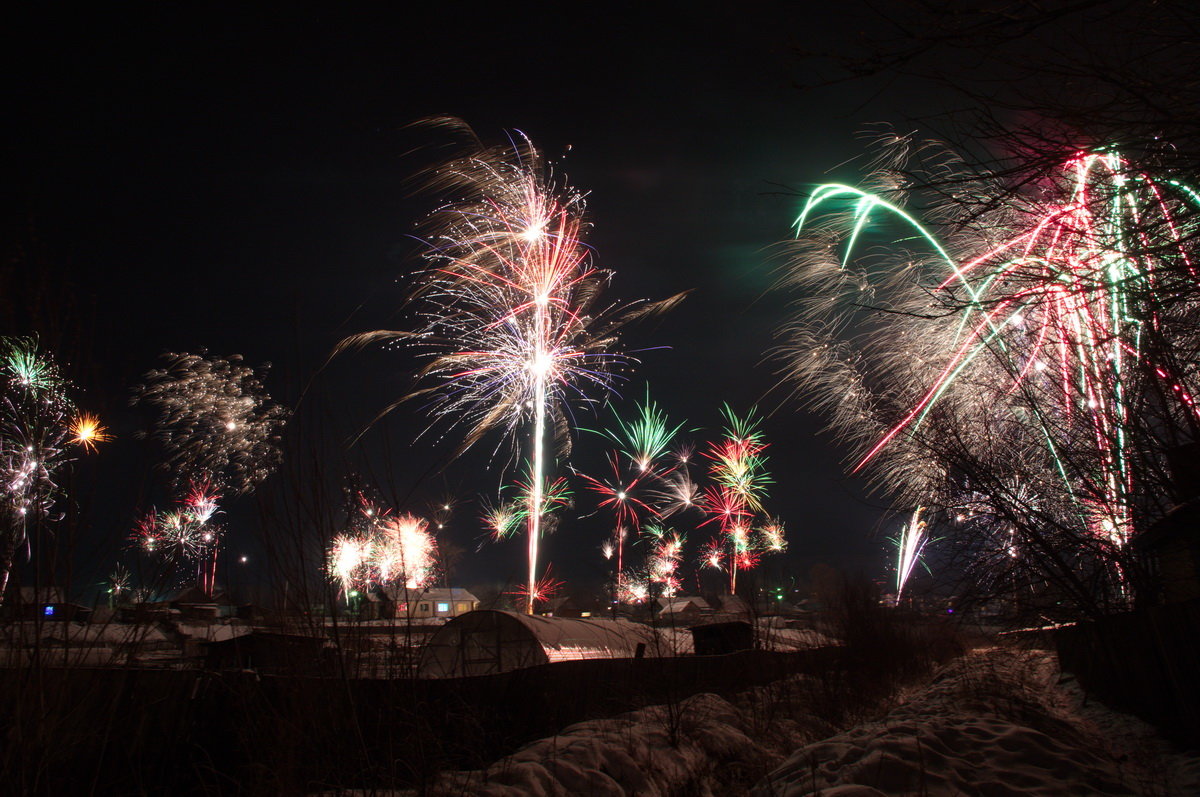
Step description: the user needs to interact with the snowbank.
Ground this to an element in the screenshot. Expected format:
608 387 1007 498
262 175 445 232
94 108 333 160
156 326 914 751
754 648 1200 796
321 646 1199 796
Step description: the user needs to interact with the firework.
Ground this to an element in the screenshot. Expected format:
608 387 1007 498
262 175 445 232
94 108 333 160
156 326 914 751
185 479 221 525
758 518 788 553
0 339 103 604
508 568 565 610
783 143 1200 605
700 538 725 571
705 406 771 514
71 413 112 453
699 407 778 593
135 484 224 594
893 507 930 599
107 564 131 607
481 497 525 541
579 452 655 606
595 387 685 473
643 525 685 597
325 498 438 599
338 119 684 613
482 472 572 541
648 467 702 519
373 514 437 589
132 352 289 493
328 534 373 595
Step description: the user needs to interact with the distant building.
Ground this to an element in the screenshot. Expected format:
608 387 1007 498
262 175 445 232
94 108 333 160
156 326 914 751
542 593 605 618
379 586 480 620
655 596 711 623
714 594 751 618
170 587 237 621
1137 499 1200 604
4 587 91 622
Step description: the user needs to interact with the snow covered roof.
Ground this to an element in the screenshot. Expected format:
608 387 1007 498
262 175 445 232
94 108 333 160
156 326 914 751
657 596 711 613
380 585 479 603
417 610 663 678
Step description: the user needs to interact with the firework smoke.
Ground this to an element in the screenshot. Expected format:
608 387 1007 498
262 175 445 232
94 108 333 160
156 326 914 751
133 352 289 494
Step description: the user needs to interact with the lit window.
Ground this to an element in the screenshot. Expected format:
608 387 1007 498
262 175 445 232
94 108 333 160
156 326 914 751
436 602 450 613
43 605 55 617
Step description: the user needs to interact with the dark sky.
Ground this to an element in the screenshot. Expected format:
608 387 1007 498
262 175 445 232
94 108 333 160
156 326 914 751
8 5 944 598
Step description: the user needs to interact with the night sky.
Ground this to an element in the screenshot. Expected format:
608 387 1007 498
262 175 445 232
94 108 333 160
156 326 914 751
9 6 947 598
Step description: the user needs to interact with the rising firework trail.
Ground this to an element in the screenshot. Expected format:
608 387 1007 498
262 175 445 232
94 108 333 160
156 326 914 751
893 507 929 600
338 118 684 613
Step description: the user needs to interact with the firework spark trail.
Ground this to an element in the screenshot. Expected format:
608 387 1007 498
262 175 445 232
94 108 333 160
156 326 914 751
582 388 683 608
894 507 929 599
596 387 685 474
578 452 654 591
132 352 290 494
339 120 684 613
787 148 1200 562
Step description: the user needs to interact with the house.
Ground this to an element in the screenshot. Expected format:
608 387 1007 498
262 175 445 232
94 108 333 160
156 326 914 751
542 593 605 618
171 586 237 621
714 593 752 618
1136 499 1200 604
5 587 92 622
655 595 711 623
380 586 480 620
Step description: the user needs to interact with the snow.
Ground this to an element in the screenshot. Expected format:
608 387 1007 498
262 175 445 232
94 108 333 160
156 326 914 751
755 648 1200 796
393 692 766 796
174 621 251 643
356 646 1198 796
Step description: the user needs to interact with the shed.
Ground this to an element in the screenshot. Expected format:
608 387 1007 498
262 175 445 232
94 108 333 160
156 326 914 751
691 621 754 655
417 610 662 678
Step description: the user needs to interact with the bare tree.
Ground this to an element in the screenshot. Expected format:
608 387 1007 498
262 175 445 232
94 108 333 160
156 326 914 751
775 134 1200 621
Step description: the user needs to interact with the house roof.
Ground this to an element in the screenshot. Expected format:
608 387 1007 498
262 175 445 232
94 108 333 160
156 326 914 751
656 596 711 612
380 585 479 603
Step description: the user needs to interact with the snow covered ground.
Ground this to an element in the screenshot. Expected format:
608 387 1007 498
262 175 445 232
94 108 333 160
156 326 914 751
756 649 1200 796
355 647 1198 796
